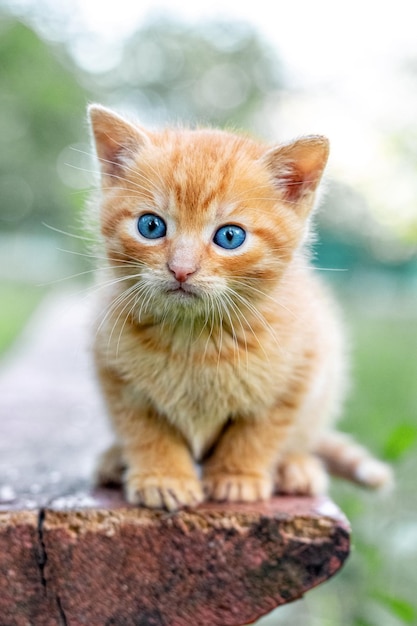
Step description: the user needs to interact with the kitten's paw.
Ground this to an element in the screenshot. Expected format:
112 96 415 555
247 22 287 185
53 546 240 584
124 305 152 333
276 453 328 496
95 443 125 487
126 474 204 511
203 472 273 503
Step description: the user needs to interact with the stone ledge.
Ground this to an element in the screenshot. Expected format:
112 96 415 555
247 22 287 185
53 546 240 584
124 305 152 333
1 489 350 626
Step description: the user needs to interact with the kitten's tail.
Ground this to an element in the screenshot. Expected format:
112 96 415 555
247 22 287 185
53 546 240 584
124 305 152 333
316 431 393 490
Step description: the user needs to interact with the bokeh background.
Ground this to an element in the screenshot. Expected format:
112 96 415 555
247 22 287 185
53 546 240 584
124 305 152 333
1 0 416 624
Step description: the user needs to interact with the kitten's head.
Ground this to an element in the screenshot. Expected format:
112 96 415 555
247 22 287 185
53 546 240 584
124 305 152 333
88 104 328 324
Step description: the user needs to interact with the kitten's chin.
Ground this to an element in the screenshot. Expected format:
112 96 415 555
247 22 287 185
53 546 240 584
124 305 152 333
164 286 202 312
139 283 206 322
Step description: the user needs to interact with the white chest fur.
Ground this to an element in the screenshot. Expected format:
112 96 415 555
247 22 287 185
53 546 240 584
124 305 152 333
103 320 282 460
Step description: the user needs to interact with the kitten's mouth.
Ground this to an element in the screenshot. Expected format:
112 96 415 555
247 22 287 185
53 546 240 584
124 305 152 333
166 283 199 299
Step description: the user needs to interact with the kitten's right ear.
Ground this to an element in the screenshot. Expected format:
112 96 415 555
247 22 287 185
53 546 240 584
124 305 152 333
88 104 150 183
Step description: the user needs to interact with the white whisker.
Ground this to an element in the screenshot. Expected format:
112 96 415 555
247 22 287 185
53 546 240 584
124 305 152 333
42 222 97 243
226 287 282 360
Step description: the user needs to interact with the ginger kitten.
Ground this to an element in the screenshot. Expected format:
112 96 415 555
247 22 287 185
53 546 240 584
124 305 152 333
88 104 392 510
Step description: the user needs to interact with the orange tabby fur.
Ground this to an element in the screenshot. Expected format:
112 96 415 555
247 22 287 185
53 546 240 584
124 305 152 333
88 104 392 510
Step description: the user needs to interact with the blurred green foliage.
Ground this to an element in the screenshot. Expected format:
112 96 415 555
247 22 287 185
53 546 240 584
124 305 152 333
0 16 89 234
384 424 417 461
328 311 417 625
0 281 45 352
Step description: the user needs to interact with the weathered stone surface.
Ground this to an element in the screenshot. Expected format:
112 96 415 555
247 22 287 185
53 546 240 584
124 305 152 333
0 510 54 626
0 293 351 625
1 489 349 626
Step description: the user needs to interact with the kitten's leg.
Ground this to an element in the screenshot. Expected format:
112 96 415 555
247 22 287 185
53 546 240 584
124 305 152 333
95 442 125 486
203 417 329 501
123 415 203 511
203 412 293 502
97 367 203 511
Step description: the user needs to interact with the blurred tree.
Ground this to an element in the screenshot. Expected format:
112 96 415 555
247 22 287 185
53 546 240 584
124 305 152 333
96 18 283 131
0 16 90 234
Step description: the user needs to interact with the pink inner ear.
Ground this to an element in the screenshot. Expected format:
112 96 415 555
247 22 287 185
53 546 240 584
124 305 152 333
276 166 306 203
94 131 140 180
263 136 329 206
89 104 150 183
102 142 136 177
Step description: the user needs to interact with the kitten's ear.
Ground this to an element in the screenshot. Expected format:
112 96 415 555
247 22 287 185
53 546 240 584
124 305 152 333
88 104 150 183
262 135 329 211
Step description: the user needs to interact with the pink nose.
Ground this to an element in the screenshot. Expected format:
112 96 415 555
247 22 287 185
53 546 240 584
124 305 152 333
168 263 197 283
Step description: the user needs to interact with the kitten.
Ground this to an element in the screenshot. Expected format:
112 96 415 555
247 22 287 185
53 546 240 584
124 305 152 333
88 104 392 510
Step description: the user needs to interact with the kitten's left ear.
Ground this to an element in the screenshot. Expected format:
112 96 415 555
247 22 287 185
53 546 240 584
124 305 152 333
88 104 151 184
262 135 329 211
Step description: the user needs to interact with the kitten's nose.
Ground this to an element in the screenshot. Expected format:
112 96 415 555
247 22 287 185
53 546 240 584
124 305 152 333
168 263 197 283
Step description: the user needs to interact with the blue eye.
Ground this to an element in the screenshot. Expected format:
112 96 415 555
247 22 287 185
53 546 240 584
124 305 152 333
137 214 167 239
213 225 246 250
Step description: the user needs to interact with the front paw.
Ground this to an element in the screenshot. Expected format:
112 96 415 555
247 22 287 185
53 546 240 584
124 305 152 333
126 473 204 511
203 471 273 503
